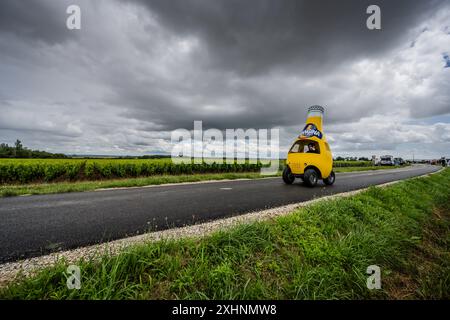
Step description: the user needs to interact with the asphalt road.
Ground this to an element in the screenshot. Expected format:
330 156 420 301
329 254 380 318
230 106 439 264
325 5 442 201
0 165 440 263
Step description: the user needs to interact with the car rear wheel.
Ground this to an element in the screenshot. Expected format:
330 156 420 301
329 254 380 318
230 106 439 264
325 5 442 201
282 166 295 184
323 171 335 186
303 168 318 187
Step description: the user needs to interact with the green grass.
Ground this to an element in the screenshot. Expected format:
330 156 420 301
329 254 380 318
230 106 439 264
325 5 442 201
1 169 448 300
0 165 408 198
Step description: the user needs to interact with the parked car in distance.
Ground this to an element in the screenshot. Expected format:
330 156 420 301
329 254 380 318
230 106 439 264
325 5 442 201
394 157 405 166
372 155 381 166
380 155 394 166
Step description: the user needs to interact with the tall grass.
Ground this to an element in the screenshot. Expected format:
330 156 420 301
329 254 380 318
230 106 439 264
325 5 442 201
0 159 265 184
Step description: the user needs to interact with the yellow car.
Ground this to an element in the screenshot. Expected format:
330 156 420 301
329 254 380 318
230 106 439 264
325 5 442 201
283 105 335 187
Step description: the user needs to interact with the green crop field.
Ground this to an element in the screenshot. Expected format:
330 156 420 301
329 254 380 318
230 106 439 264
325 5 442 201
0 158 379 185
333 160 373 167
0 158 268 184
0 158 400 185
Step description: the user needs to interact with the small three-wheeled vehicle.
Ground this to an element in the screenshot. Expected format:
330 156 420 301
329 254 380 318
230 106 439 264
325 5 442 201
283 105 335 187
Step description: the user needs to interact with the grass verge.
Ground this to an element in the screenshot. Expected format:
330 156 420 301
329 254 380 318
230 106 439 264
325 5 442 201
0 165 407 197
1 169 448 299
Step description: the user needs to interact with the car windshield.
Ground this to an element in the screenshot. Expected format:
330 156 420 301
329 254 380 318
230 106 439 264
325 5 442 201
289 140 320 154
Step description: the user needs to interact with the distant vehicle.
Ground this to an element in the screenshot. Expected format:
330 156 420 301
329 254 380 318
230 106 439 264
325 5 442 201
372 155 381 166
380 155 394 166
394 157 405 166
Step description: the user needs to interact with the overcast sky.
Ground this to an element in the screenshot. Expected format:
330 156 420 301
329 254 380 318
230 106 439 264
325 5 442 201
1 0 449 159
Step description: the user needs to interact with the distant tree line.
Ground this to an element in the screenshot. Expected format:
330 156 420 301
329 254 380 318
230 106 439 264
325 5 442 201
0 140 68 158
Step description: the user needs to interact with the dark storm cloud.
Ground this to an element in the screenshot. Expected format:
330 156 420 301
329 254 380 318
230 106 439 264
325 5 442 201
0 0 80 44
103 0 449 132
0 0 449 157
129 0 446 76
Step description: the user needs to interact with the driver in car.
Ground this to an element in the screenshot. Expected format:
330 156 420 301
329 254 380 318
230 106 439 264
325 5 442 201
307 142 318 153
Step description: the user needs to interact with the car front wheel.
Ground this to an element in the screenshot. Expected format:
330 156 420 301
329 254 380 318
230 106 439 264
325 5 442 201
282 166 295 184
